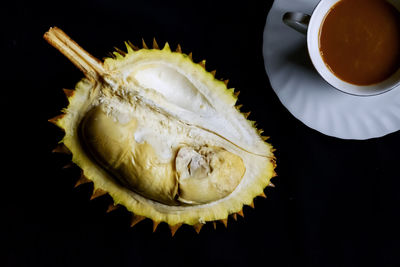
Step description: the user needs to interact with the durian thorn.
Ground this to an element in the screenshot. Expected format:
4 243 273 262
52 144 71 154
106 52 116 59
176 44 182 53
169 223 182 237
223 79 229 86
199 60 206 69
48 114 65 126
106 203 118 213
234 91 241 98
268 182 276 188
113 51 124 60
211 70 216 77
220 218 228 228
193 223 204 234
142 38 148 49
236 104 243 110
271 148 277 152
152 38 159 49
259 192 267 198
63 88 74 99
152 221 160 232
90 188 107 200
261 136 270 141
249 201 255 209
244 111 251 119
258 129 264 135
130 215 146 227
232 213 238 221
163 42 171 51
237 210 244 218
188 52 193 60
74 173 91 188
114 46 126 57
271 162 277 170
213 221 217 230
62 162 74 169
126 40 139 51
43 27 105 80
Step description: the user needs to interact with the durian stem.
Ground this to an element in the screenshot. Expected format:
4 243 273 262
44 27 106 80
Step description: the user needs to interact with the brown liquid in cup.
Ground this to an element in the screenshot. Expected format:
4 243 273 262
319 0 400 86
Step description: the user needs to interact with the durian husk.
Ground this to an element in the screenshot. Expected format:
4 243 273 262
45 27 277 235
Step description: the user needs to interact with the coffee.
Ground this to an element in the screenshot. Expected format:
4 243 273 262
319 0 400 86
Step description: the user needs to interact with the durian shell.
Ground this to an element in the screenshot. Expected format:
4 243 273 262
46 27 276 235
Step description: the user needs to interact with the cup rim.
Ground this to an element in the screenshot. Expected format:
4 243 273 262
306 0 400 97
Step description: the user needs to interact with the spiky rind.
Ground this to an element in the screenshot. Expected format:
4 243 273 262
169 223 182 236
53 39 276 231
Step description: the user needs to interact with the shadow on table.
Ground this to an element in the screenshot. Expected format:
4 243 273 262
284 41 316 74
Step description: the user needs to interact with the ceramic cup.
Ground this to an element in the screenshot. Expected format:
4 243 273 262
282 0 400 96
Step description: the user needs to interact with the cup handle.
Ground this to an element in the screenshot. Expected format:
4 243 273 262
282 12 311 35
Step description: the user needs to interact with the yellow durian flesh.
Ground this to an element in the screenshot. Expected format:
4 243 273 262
45 27 276 229
81 105 246 205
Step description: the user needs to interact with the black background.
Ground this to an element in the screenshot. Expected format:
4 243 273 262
3 0 400 266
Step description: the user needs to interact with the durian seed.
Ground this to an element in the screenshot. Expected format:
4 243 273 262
106 204 119 213
210 70 216 77
220 218 228 228
63 88 74 99
259 192 267 198
169 224 182 236
213 221 217 230
48 114 65 126
130 215 146 227
193 223 204 234
237 210 244 218
152 38 159 50
90 188 107 200
152 221 160 232
199 60 206 69
223 79 229 86
74 173 91 188
268 182 275 188
176 44 182 53
114 47 126 57
142 38 148 49
52 144 71 154
232 213 238 221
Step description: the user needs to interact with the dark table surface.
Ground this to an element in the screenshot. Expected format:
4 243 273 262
4 0 400 266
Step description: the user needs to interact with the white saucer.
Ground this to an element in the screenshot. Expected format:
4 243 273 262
263 0 400 140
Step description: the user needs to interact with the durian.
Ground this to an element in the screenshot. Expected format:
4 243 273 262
45 27 276 235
